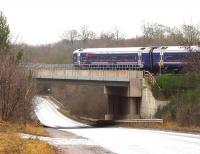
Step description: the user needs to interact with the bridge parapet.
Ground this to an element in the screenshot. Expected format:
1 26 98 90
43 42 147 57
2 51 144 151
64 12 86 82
30 64 143 82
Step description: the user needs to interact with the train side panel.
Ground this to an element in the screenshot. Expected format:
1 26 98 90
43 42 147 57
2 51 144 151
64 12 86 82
163 52 187 72
79 52 139 66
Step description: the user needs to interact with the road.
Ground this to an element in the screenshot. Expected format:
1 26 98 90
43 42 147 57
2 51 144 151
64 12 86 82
34 96 200 154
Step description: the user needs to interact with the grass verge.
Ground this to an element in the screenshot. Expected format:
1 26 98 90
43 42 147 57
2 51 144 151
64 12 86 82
0 132 55 154
0 120 48 136
0 120 55 154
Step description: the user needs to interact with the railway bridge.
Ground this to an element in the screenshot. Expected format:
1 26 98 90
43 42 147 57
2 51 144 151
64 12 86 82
29 64 164 120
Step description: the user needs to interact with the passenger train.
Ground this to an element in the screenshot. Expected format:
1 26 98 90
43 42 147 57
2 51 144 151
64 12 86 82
72 46 200 73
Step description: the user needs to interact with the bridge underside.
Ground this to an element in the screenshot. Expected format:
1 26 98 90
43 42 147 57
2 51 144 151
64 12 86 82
104 84 141 120
36 78 129 87
106 95 140 119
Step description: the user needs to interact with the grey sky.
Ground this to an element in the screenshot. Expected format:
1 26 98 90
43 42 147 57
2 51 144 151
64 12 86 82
1 0 200 45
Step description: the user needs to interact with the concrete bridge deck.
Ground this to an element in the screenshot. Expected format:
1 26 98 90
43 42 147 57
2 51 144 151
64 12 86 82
31 64 143 83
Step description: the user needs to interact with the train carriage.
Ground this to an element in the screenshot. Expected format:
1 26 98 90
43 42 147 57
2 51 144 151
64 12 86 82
73 47 150 68
154 46 188 72
73 46 200 73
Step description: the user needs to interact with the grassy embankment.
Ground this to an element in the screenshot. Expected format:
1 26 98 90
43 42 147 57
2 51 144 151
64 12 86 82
150 73 200 132
0 120 55 154
113 73 200 133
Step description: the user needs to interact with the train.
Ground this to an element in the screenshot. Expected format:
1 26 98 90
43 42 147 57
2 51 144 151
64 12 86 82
72 46 200 73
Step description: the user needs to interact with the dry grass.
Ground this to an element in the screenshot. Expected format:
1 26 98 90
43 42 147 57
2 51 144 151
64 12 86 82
161 121 200 133
0 120 48 136
0 132 55 154
21 138 55 154
0 120 55 154
20 123 49 136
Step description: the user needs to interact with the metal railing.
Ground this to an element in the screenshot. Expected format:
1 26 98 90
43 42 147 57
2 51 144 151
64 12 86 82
144 71 161 89
26 63 141 71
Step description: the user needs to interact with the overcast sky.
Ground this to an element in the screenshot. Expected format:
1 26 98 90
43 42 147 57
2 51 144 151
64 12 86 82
1 0 200 45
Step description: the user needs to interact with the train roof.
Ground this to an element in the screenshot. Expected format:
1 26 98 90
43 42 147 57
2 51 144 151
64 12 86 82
153 46 190 53
73 46 200 54
154 46 200 52
73 49 82 54
190 46 200 51
73 47 151 54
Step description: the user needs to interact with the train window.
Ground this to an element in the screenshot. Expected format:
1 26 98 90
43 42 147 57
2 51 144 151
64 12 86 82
87 54 99 61
164 53 184 61
84 53 138 62
73 54 77 62
99 54 108 61
117 54 136 61
140 47 146 50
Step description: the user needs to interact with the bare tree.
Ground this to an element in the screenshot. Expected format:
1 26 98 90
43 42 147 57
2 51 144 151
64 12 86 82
143 23 170 39
142 22 171 45
62 30 79 47
0 55 36 123
100 31 115 40
184 47 200 73
79 25 96 45
170 24 200 46
112 26 125 41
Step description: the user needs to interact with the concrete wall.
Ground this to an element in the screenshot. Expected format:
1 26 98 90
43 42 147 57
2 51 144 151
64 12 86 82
33 68 143 82
140 79 169 118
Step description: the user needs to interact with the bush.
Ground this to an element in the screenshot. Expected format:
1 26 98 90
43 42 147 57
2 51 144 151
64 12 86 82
151 74 184 100
154 74 200 126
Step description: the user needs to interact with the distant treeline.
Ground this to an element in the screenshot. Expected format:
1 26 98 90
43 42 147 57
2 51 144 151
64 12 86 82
16 23 200 64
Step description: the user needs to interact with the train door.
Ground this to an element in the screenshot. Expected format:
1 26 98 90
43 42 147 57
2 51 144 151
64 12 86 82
149 48 154 71
77 52 81 64
138 51 142 67
149 47 161 72
159 49 164 68
150 47 165 73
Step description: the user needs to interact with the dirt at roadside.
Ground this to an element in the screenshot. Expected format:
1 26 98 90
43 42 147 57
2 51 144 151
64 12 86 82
46 128 114 154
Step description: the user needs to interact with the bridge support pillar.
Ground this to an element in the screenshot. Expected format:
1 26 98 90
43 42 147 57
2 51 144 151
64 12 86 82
129 97 138 118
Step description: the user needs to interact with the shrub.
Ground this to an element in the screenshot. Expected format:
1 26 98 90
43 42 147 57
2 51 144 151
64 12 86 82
154 74 200 126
